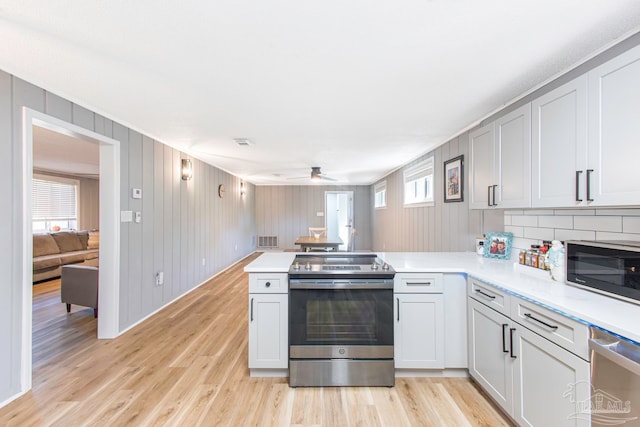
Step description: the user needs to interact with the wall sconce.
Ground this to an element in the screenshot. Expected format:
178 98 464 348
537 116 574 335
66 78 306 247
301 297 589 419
240 181 246 196
181 158 193 181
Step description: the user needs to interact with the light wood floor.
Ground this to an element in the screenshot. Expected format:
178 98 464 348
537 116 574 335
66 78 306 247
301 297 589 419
1 253 514 426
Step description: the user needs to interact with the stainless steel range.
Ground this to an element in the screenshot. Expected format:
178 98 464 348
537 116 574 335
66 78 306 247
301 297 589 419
288 254 395 387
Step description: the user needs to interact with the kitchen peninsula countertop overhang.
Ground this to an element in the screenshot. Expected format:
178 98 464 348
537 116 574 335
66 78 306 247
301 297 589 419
245 251 640 344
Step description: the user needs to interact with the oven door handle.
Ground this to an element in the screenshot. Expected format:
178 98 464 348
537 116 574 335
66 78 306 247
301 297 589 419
589 338 640 376
289 281 393 290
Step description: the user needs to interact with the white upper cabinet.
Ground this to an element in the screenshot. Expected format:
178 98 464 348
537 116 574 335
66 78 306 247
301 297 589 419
469 123 496 209
495 103 531 208
587 44 640 206
531 75 588 207
469 104 531 209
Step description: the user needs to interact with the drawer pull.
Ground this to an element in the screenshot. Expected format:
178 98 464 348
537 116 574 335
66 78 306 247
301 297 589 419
265 281 271 288
406 281 432 286
474 289 496 300
524 313 558 330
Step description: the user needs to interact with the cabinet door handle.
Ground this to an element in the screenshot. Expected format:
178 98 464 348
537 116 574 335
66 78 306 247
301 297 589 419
250 298 254 322
510 328 517 359
397 298 400 321
474 288 496 300
492 185 498 206
524 313 559 330
575 170 583 202
586 169 594 202
502 324 509 353
487 186 492 207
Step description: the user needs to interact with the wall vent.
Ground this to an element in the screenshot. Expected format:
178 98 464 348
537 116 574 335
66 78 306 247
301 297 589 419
258 235 278 248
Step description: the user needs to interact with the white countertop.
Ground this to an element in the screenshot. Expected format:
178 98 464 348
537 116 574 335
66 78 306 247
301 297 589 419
244 251 640 343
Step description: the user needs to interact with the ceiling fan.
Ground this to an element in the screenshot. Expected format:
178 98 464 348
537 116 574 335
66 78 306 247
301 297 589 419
288 166 337 182
310 166 337 182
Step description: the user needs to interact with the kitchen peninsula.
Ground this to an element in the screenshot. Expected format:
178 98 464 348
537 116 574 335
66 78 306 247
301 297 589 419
246 251 640 345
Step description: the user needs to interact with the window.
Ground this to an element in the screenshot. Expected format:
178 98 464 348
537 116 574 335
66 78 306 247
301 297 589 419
374 181 387 208
32 175 79 232
403 157 434 206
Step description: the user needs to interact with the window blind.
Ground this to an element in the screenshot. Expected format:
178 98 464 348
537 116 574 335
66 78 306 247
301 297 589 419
32 178 77 220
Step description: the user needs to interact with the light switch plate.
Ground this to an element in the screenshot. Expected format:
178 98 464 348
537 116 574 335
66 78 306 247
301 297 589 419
121 210 133 222
134 211 142 223
132 188 142 199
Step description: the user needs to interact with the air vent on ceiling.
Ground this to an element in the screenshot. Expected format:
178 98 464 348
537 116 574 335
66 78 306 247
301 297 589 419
234 138 253 147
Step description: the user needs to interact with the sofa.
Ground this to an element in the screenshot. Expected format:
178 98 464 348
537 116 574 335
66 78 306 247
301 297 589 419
33 230 99 283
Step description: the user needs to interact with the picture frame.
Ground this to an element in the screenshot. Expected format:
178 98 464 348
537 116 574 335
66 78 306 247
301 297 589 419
483 232 514 260
444 155 464 202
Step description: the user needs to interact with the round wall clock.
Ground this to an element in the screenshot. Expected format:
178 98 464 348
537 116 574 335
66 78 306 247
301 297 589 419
218 184 225 198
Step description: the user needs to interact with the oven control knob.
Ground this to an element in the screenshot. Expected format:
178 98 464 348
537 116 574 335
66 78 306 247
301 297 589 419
382 263 390 271
305 262 311 270
338 348 346 355
293 262 300 271
371 263 379 270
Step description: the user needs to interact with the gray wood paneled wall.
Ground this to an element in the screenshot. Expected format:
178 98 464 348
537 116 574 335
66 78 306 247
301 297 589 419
34 169 100 230
255 185 372 250
371 134 503 252
0 71 256 404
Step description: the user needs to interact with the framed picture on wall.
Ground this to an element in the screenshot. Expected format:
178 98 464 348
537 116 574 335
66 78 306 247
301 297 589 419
483 232 514 260
444 155 464 202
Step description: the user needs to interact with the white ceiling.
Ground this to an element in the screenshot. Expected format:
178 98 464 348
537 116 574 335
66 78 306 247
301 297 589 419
2 1 640 185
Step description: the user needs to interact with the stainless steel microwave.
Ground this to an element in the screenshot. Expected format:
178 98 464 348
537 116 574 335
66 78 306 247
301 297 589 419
566 240 640 305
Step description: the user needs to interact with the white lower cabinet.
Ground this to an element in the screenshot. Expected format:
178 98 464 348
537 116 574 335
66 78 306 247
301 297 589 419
468 278 591 426
394 273 444 369
394 293 444 369
248 273 288 373
468 297 514 412
512 326 590 427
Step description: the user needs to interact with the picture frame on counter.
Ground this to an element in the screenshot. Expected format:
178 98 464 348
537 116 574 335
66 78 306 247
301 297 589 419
483 232 513 260
444 155 463 202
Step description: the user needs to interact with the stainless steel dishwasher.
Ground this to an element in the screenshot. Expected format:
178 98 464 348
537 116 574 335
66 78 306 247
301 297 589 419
589 327 640 426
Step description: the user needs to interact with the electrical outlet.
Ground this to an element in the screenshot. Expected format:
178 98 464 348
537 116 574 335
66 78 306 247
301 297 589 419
202 258 206 266
155 271 164 286
234 244 238 251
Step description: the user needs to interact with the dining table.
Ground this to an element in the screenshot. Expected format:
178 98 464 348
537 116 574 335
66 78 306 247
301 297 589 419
294 236 343 252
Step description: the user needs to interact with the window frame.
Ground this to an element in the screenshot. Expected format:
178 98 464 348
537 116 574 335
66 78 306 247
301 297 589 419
374 180 387 209
403 157 435 208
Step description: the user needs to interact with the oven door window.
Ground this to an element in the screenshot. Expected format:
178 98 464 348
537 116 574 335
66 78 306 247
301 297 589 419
290 289 393 347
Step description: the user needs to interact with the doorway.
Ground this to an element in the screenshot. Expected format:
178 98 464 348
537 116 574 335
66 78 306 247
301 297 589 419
325 191 354 251
20 108 120 393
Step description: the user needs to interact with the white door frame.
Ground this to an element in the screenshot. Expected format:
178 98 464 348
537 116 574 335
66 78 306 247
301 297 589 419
20 107 120 392
324 190 354 251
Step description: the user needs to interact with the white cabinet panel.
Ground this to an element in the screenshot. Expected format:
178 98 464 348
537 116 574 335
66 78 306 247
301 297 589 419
532 75 588 207
467 297 513 413
469 123 496 209
496 103 532 208
513 326 590 427
469 103 531 209
444 274 467 368
588 44 640 206
248 293 288 369
395 293 444 369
